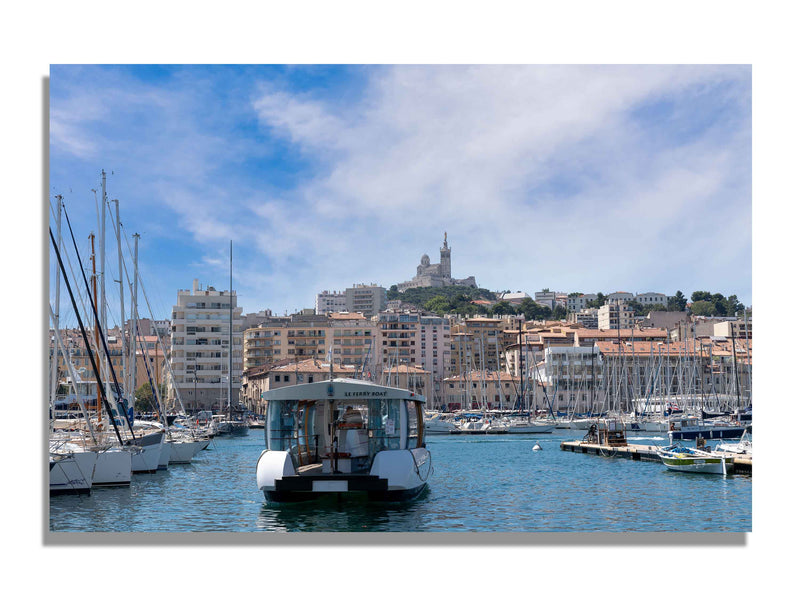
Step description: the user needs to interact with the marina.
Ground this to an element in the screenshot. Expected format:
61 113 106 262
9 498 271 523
50 427 752 533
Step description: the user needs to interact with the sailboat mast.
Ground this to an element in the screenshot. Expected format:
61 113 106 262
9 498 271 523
100 170 109 402
228 240 233 419
130 233 139 406
113 198 126 407
50 196 63 422
91 233 102 422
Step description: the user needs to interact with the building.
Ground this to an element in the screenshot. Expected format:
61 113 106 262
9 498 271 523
375 311 420 369
534 290 558 309
315 290 346 315
598 301 635 330
443 370 517 411
499 292 531 305
241 358 354 413
243 313 379 372
568 308 599 328
418 315 452 404
635 292 668 306
566 293 598 312
713 318 752 339
396 233 477 291
606 291 635 303
345 283 387 318
168 279 244 411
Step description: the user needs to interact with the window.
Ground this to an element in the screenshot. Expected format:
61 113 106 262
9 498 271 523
283 375 290 382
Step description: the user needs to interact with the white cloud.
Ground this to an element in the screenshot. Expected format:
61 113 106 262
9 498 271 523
246 65 751 307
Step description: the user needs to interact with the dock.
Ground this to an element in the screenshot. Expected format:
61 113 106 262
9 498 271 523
560 440 752 475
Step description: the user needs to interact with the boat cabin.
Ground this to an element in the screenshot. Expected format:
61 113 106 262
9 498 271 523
263 378 426 475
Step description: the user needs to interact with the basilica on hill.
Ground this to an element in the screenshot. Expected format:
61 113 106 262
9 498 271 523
396 233 478 292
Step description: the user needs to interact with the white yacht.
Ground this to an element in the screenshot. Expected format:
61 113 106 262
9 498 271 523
256 378 432 502
49 439 97 495
423 411 459 435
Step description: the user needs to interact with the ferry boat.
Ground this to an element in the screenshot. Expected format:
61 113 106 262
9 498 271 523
256 378 432 502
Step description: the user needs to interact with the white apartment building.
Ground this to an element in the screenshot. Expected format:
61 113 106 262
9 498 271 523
315 290 346 314
375 311 420 370
597 301 635 330
635 292 668 306
568 307 599 328
606 291 635 303
418 315 452 404
168 279 244 411
566 293 598 312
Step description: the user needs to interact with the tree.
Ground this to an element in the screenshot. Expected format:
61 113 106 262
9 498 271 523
586 292 606 309
689 300 716 316
490 300 516 316
627 300 650 317
423 295 451 316
135 382 165 413
552 305 567 320
691 291 713 303
668 290 687 312
726 294 745 317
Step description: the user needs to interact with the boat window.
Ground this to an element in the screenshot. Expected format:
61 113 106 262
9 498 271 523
267 400 297 453
405 400 425 448
368 398 402 453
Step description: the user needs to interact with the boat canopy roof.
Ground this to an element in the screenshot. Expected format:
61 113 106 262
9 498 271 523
262 377 425 404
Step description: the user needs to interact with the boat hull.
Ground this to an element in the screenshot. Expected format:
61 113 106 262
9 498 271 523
92 447 132 486
129 431 165 473
660 454 735 474
669 426 747 442
257 448 431 503
49 449 97 495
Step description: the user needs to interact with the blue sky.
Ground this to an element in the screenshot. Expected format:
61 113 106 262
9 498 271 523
49 64 752 320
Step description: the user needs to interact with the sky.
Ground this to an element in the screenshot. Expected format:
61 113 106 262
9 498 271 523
48 64 752 321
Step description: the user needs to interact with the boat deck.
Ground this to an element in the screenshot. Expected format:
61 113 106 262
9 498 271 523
560 440 752 475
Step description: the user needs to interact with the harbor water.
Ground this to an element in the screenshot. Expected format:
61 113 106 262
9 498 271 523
49 429 752 533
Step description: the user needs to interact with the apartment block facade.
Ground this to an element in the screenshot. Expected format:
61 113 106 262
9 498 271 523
168 279 244 411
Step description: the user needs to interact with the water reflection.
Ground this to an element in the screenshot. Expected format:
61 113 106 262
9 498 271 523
256 488 431 532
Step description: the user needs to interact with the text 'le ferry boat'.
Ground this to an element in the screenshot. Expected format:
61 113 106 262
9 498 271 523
256 378 432 502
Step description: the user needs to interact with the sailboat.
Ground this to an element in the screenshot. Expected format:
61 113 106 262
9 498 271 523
216 241 248 436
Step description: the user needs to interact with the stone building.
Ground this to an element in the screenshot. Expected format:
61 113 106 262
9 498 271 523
396 233 477 291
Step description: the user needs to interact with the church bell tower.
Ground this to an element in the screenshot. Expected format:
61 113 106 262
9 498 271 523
440 232 451 279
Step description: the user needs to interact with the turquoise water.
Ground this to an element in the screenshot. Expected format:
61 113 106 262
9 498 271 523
49 429 752 532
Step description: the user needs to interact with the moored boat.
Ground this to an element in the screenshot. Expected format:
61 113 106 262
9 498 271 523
256 378 432 502
667 415 748 442
657 444 735 474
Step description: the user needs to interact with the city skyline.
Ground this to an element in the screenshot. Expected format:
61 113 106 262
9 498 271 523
49 65 752 320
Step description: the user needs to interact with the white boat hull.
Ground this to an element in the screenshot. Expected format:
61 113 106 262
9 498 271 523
92 447 132 486
168 440 197 464
257 448 431 502
50 449 97 495
659 452 735 474
130 431 165 473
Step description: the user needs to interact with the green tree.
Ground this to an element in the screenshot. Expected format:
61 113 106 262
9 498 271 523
691 290 713 303
689 300 716 316
668 290 687 311
490 300 517 316
135 382 165 413
627 300 650 317
552 305 567 320
726 294 745 317
423 295 451 316
586 292 607 309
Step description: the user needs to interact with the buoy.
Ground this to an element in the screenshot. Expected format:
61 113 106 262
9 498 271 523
532 443 542 451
